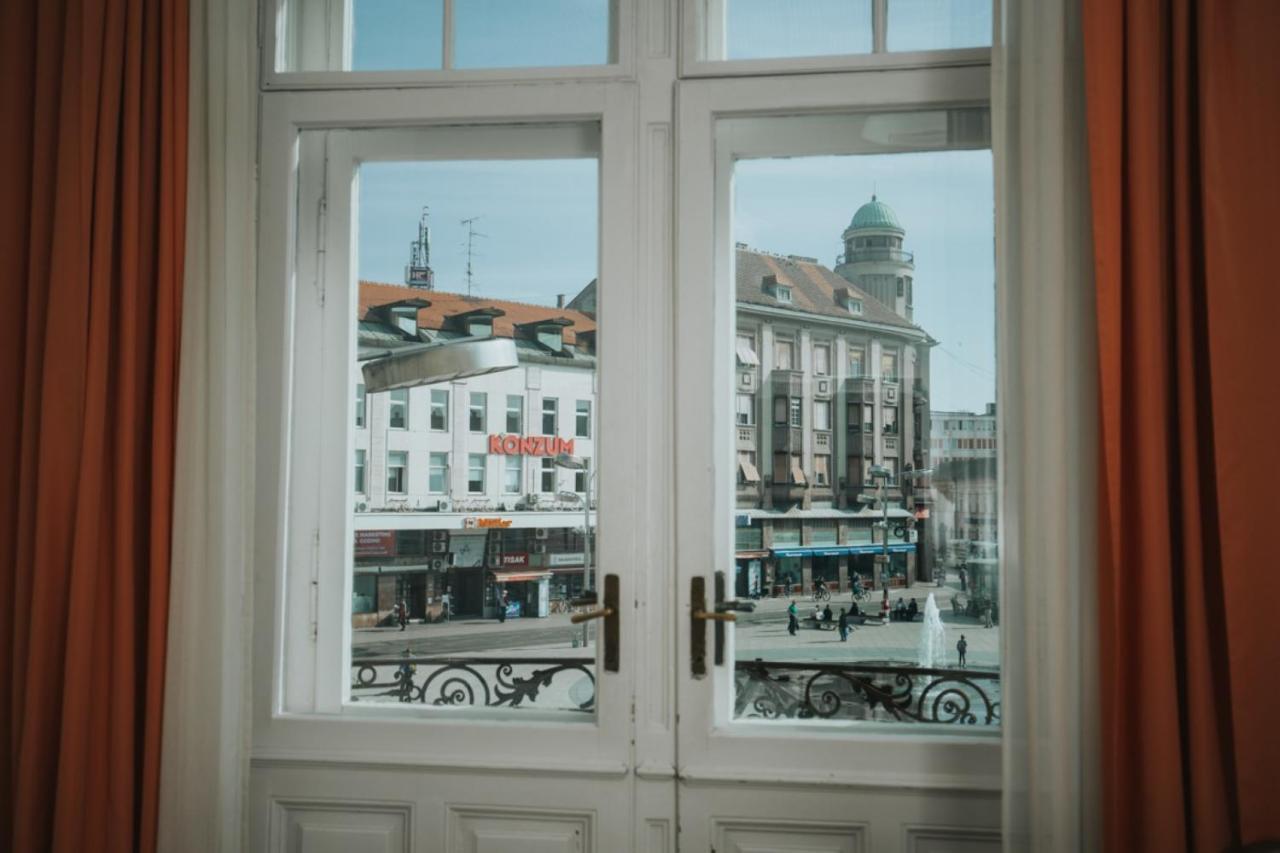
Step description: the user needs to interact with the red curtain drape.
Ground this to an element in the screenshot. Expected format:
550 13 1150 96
0 0 187 850
1084 1 1280 850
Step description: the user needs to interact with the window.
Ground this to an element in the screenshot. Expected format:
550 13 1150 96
883 458 898 482
789 453 806 485
469 392 487 432
814 454 830 486
355 383 365 427
575 459 590 493
575 400 591 438
883 407 899 434
773 396 788 425
467 454 486 494
506 395 523 433
428 452 448 494
389 389 408 429
775 337 794 370
387 451 407 494
738 451 761 484
504 455 522 494
736 393 755 426
354 449 366 493
540 458 556 493
775 285 792 303
863 403 874 433
813 400 831 431
789 398 802 427
848 346 865 377
430 389 449 431
813 343 830 376
881 350 899 382
735 333 759 366
542 397 558 435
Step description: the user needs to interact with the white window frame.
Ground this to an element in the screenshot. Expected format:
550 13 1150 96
505 393 523 433
428 451 448 495
429 388 449 431
467 453 486 494
353 448 365 493
386 450 407 494
541 396 558 435
469 391 487 433
575 399 592 438
388 387 408 428
503 454 523 494
254 84 645 769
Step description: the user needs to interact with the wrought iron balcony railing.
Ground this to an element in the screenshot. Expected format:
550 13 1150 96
349 655 1000 727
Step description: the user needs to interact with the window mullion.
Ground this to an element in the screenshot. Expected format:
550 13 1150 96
442 0 455 70
872 0 888 53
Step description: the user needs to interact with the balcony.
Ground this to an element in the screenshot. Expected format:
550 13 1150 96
736 425 756 449
772 426 804 452
839 248 915 265
843 377 876 399
770 369 804 396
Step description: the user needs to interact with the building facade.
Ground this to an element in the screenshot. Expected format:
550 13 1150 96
733 197 936 598
927 404 998 597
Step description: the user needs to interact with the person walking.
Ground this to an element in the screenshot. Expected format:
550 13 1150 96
957 634 968 668
497 588 507 623
397 598 408 631
787 599 798 636
441 586 452 623
959 565 968 592
838 608 850 642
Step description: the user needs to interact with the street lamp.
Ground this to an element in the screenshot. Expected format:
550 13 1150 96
859 465 932 615
555 454 595 648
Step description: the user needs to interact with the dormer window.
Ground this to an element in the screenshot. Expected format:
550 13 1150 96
833 287 863 315
762 273 793 304
467 318 492 337
775 285 792 303
516 316 573 354
537 328 563 351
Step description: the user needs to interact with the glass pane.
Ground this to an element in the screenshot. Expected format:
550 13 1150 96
727 113 1000 727
886 0 992 52
352 0 445 70
454 0 610 69
350 154 600 714
722 0 872 60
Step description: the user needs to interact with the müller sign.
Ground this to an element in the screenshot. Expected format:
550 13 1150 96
487 434 576 456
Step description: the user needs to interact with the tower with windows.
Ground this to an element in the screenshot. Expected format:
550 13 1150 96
833 195 915 321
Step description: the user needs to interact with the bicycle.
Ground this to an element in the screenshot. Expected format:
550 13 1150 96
851 581 870 603
811 583 831 602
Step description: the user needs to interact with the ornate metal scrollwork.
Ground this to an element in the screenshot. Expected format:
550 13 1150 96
735 660 1000 725
351 656 596 712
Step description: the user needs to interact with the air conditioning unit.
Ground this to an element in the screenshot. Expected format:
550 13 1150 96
487 541 501 556
430 557 449 571
535 528 550 540
354 501 368 513
431 541 448 554
533 543 548 554
436 498 452 512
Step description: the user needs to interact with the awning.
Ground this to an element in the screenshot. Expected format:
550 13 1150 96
735 339 759 366
490 570 553 583
735 550 770 559
738 459 761 483
771 543 917 558
789 462 807 485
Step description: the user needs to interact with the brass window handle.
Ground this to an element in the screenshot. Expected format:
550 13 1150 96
691 610 736 622
570 606 614 624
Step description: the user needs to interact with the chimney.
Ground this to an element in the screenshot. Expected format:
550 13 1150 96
556 294 566 308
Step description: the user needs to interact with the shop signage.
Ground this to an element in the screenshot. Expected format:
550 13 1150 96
499 552 529 568
463 516 513 529
487 434 576 457
548 552 584 567
354 530 395 557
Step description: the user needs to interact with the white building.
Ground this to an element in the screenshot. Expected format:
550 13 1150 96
927 403 998 582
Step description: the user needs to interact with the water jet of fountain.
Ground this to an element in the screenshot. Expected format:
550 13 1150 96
918 593 947 668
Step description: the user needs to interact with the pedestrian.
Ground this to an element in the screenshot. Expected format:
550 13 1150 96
982 602 993 629
787 599 798 636
838 608 849 642
397 599 408 631
959 565 967 592
957 634 968 668
822 603 833 623
441 586 452 623
906 597 918 622
497 588 507 623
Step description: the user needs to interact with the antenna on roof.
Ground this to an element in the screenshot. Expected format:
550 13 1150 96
405 206 434 289
459 216 487 297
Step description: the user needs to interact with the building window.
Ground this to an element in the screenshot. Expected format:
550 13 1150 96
355 383 365 427
773 396 788 425
848 346 865 377
737 393 755 426
863 403 874 433
540 457 556 492
862 457 874 485
542 397 558 435
506 394 523 433
430 389 448 430
775 337 794 370
389 389 408 429
775 285 792 303
469 392 487 432
789 453 806 485
846 456 861 488
883 458 898 483
428 452 448 494
772 452 787 483
883 406 898 434
813 343 830 376
575 400 591 438
467 454 486 494
813 400 831 431
814 454 830 486
575 459 590 493
354 449 366 493
735 333 759 366
738 451 760 484
504 455 522 494
881 350 899 382
789 398 802 427
387 451 407 494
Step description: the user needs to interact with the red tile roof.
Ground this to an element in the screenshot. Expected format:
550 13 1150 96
359 280 597 345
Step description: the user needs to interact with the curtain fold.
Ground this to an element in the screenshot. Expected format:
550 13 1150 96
1083 1 1280 850
0 0 188 850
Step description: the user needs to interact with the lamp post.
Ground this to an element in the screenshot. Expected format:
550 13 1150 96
555 454 595 647
859 465 932 612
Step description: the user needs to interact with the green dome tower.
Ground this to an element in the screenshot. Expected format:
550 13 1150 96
833 195 915 321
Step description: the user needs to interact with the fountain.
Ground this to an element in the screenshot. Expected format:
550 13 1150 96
917 593 947 668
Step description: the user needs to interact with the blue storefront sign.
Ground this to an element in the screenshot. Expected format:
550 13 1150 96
770 543 916 558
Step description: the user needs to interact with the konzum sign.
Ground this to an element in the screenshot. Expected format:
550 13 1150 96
487 435 575 457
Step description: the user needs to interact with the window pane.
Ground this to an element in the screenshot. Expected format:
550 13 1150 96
352 0 444 70
722 0 872 60
454 0 610 69
727 112 998 727
886 0 992 52
348 149 600 716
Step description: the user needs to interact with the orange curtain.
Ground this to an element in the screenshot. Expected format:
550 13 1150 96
1084 1 1280 850
0 0 187 850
